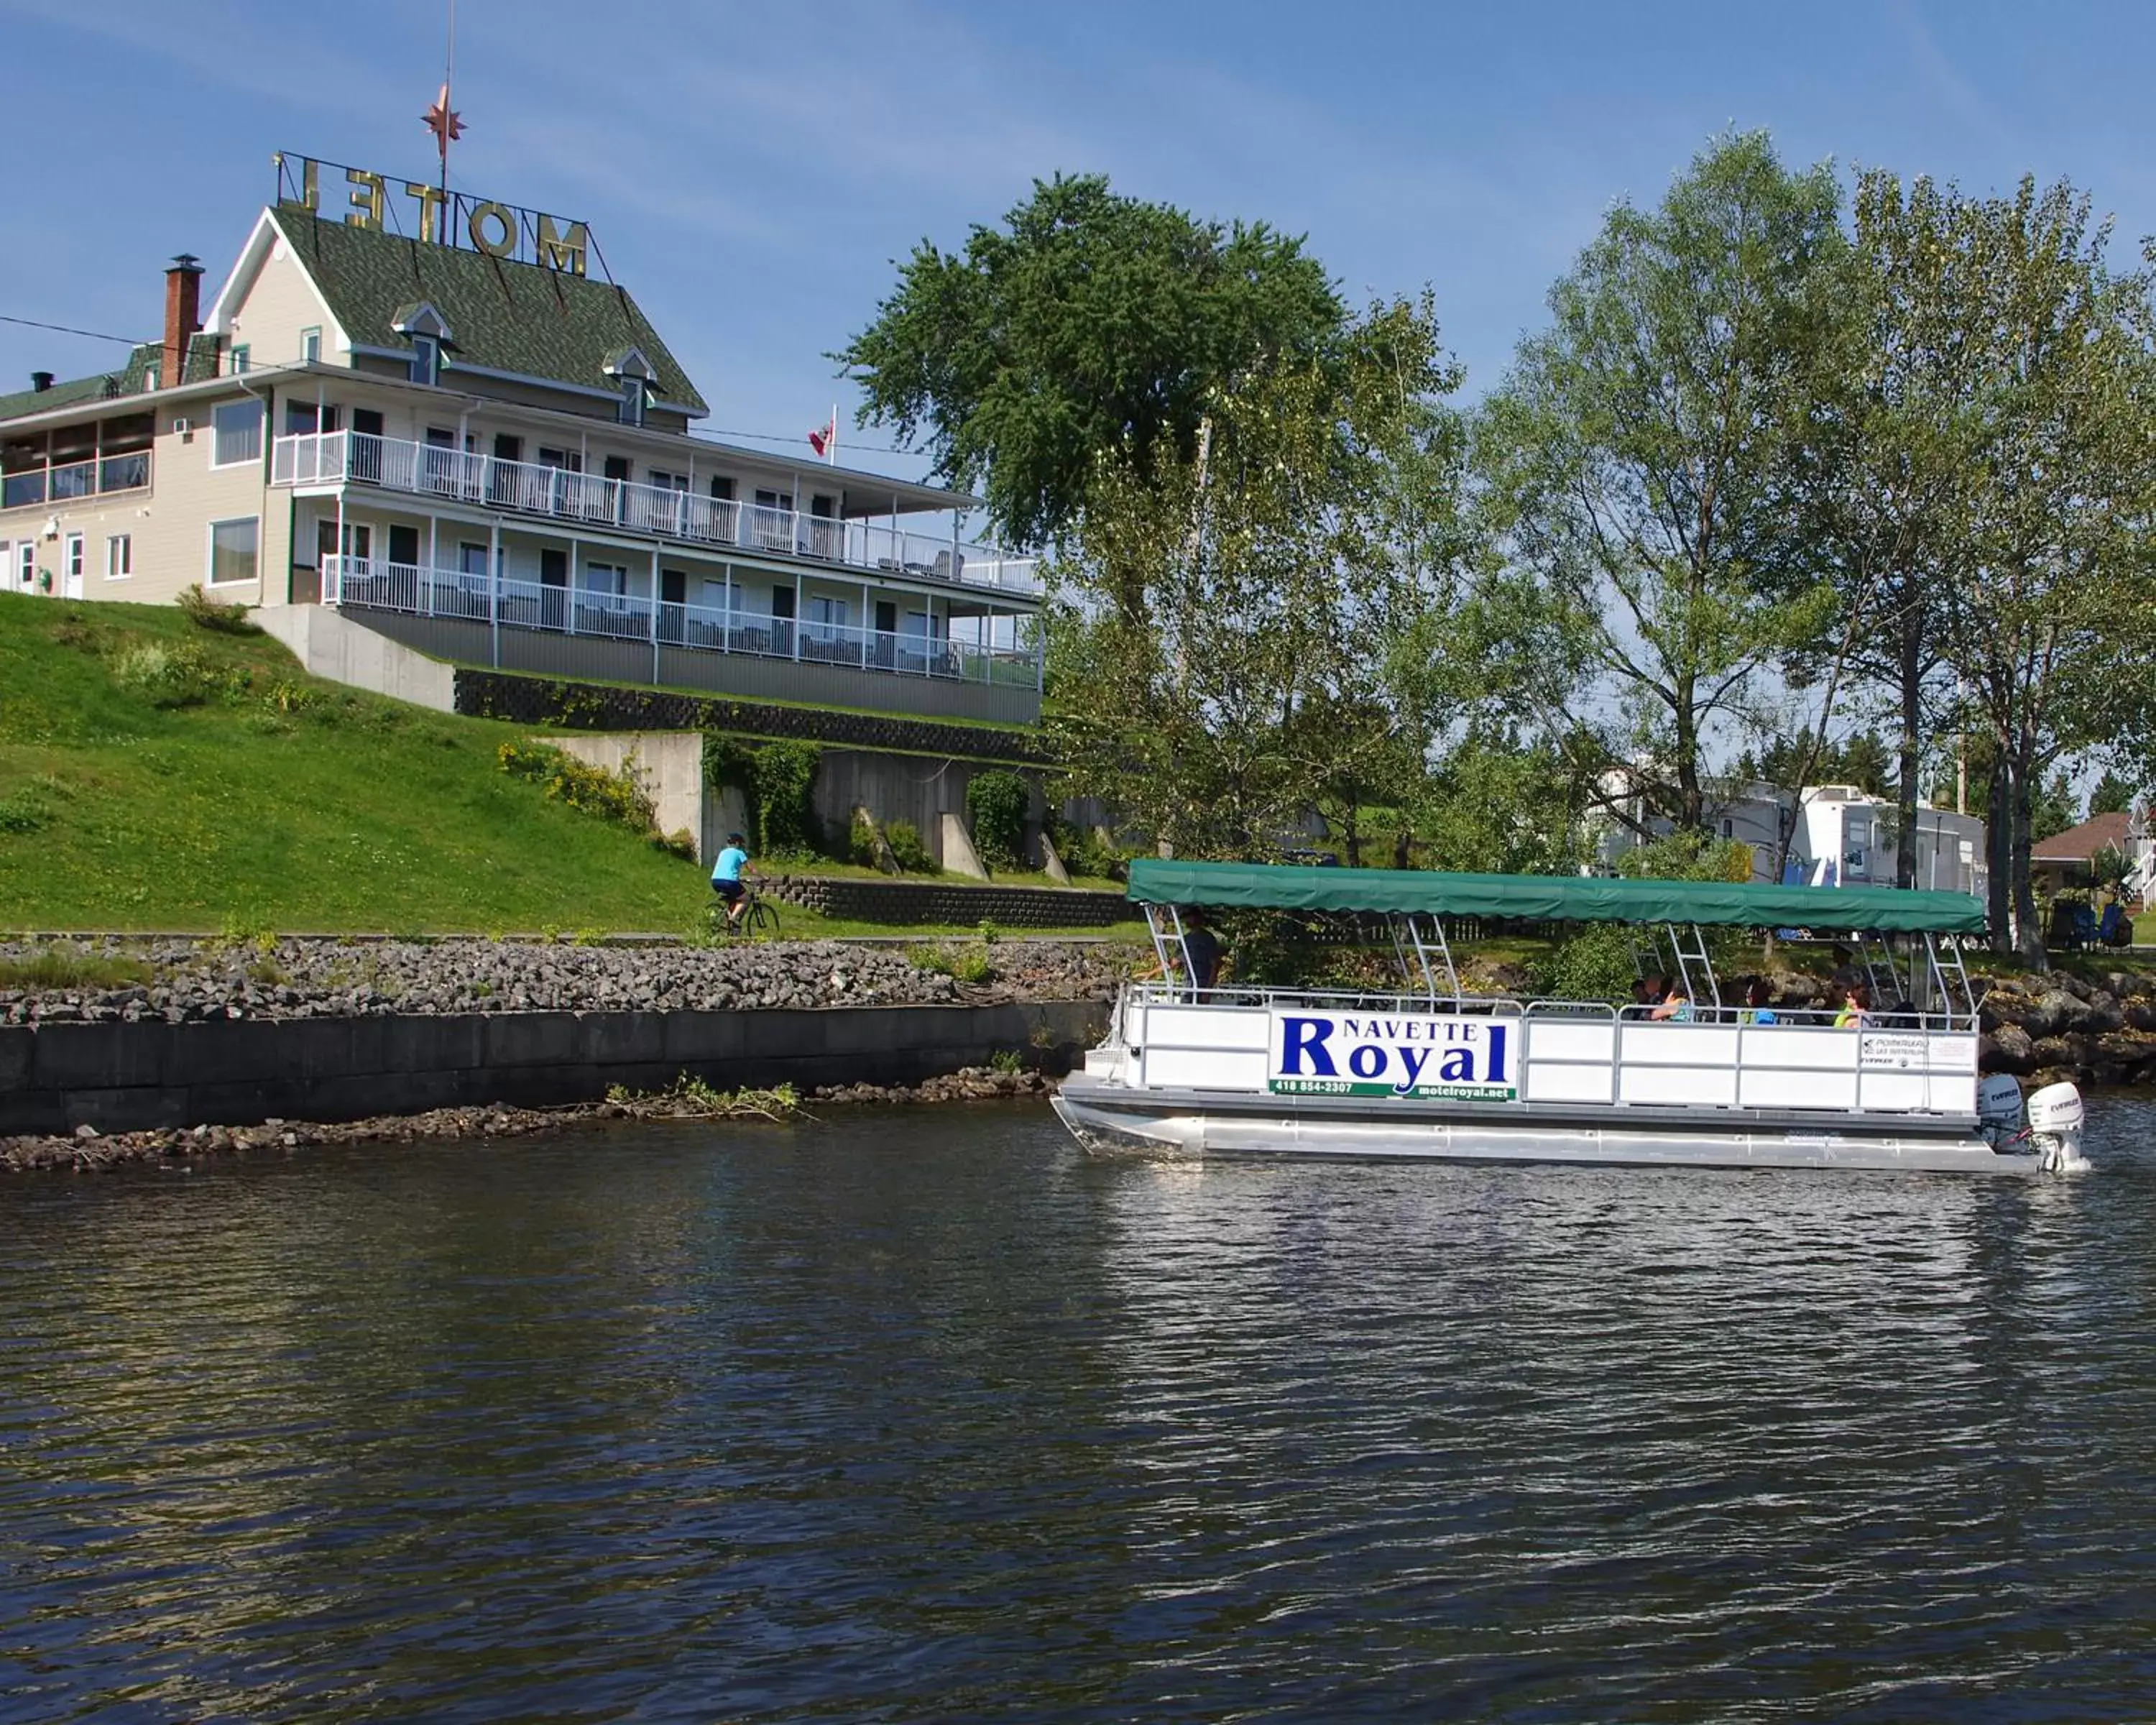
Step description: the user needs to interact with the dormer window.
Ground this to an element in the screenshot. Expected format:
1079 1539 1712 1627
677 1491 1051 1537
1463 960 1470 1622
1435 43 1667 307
392 303 453 389
602 346 658 428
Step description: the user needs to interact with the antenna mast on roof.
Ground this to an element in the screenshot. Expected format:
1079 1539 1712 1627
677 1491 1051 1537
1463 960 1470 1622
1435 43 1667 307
423 0 466 236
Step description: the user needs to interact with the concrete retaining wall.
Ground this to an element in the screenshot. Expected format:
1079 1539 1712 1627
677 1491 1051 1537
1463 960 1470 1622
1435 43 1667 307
0 1000 1109 1136
539 732 711 858
254 606 456 711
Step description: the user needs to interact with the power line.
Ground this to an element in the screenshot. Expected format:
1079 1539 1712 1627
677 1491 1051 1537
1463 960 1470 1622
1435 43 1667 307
2 309 926 464
0 313 144 346
695 426 913 457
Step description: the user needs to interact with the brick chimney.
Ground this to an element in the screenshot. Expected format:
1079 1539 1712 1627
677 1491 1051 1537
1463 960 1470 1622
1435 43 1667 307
162 254 203 388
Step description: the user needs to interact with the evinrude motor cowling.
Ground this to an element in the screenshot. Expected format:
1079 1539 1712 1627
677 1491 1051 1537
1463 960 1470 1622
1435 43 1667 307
2026 1080 2090 1174
1977 1072 2026 1149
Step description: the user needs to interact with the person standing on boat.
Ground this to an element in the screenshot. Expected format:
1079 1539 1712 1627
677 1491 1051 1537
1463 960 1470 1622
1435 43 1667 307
1179 908 1222 993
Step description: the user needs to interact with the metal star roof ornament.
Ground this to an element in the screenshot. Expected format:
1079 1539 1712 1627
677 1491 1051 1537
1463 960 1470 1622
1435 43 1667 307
423 83 464 161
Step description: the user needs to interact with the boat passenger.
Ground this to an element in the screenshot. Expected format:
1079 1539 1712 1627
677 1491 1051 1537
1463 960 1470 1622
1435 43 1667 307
1741 978 1779 1026
1649 980 1692 1023
1179 907 1223 993
1835 983 1872 1029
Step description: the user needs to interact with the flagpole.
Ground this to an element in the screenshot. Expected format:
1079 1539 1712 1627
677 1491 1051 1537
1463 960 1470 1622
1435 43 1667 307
829 402 837 465
439 0 456 220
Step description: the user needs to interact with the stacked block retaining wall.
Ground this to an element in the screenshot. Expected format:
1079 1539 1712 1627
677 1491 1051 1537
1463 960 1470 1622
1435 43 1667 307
760 876 1130 929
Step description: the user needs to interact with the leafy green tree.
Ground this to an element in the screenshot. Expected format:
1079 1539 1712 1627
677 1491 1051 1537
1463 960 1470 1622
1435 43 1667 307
1735 727 1894 798
1411 732 1592 875
1047 295 1466 859
839 174 1345 576
1474 132 1845 837
2088 768 2134 816
1789 169 2004 893
1909 177 2156 957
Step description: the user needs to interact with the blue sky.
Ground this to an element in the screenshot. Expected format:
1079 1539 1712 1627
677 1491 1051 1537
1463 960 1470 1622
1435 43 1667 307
5 0 2155 486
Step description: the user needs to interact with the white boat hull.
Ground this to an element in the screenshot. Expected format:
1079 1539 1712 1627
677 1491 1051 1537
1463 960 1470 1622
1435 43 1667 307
1053 1079 2042 1177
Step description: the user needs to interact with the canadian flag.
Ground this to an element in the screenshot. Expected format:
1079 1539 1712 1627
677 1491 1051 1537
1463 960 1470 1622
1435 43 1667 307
807 407 837 461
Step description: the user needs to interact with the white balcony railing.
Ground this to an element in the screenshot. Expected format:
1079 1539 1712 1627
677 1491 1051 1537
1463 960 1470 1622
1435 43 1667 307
277 431 1041 596
321 556 1043 688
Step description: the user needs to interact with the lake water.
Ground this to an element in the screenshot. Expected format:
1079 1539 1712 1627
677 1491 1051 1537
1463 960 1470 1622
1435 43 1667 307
6 1102 2156 1723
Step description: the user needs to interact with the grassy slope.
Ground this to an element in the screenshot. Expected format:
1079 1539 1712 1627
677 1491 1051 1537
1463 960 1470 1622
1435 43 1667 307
0 592 1146 939
0 593 722 932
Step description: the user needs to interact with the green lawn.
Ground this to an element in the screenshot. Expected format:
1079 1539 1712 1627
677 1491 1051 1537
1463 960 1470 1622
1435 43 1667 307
0 592 1148 941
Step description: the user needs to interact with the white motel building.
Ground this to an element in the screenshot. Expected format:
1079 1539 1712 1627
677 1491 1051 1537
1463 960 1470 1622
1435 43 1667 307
0 156 1044 724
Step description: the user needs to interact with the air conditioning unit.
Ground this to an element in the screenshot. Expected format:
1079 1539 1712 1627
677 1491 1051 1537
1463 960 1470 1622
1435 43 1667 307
172 416 192 438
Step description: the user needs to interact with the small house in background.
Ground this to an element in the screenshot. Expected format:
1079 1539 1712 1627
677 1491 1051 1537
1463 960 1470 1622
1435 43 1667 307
2032 810 2150 903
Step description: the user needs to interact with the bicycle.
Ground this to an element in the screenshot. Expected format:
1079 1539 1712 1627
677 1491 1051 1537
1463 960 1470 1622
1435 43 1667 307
711 880 780 939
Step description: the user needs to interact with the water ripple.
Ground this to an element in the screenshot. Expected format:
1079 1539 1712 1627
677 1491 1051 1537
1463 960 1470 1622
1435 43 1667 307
4 1101 2156 1721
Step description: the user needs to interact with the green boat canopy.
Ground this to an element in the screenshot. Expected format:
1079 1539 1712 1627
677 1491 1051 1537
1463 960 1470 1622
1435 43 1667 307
1125 859 1988 934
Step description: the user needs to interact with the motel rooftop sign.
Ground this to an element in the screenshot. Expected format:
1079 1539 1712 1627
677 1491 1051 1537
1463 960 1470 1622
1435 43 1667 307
273 152 597 277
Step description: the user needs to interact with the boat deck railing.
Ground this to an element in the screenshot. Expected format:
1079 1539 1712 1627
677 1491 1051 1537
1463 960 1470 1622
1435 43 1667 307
1125 984 1975 1034
1112 984 1981 1118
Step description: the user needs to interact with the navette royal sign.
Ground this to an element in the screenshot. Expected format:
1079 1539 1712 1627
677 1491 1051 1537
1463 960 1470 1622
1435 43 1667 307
1266 1010 1517 1101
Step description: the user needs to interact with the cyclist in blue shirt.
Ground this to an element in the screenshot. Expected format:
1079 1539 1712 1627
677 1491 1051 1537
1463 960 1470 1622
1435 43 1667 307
710 832 751 932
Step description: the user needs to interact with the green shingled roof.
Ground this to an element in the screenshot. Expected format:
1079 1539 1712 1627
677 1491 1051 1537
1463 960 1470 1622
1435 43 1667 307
0 333 222 425
0 344 158 424
276 206 707 413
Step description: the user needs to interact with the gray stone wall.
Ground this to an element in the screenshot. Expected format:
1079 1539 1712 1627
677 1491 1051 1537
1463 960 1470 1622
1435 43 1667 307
456 666 1051 762
0 1000 1108 1136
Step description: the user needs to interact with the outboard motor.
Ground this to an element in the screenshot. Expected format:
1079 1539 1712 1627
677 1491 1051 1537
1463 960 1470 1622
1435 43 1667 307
2026 1080 2089 1174
1976 1072 2025 1149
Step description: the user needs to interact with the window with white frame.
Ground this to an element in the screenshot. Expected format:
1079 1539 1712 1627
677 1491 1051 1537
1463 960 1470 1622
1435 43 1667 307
14 542 31 586
300 326 322 364
208 517 259 586
411 334 441 387
211 399 263 467
617 377 645 427
105 534 131 579
806 594 849 638
228 344 251 374
582 561 630 597
64 534 83 581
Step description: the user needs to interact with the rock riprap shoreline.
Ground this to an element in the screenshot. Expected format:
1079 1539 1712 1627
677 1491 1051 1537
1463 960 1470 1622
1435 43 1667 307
1976 967 2156 1087
0 936 1129 1024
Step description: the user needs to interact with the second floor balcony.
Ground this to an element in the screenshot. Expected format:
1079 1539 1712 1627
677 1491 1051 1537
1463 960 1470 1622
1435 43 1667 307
273 430 1039 599
321 553 1042 691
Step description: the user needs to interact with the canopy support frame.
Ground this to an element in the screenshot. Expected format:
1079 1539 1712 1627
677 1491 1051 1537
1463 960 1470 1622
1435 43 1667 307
1389 913 1459 1003
1665 922 1722 1011
1856 934 1906 1009
1921 932 1977 1029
